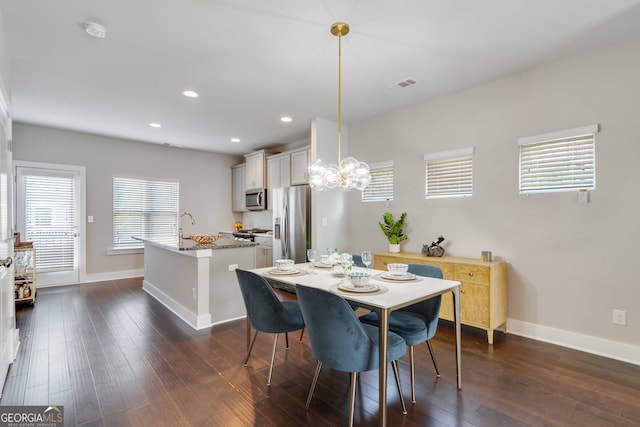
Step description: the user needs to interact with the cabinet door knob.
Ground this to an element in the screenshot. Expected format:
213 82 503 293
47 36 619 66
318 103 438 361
460 289 465 294
468 272 474 277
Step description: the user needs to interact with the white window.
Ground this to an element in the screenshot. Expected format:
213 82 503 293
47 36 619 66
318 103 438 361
518 124 598 194
424 147 474 199
362 161 394 202
112 176 179 249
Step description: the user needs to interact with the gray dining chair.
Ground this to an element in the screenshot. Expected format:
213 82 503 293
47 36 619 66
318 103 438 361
359 263 443 403
295 284 407 426
235 269 305 386
351 254 365 268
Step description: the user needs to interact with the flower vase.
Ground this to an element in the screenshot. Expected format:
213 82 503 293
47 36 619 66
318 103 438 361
331 265 346 277
389 244 400 253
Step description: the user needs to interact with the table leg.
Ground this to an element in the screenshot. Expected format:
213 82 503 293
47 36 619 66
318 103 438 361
451 286 462 390
378 308 389 427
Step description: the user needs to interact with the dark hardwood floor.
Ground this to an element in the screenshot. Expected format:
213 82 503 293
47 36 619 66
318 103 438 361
2 278 639 426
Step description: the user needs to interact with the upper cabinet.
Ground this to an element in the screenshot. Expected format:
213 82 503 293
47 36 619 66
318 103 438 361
244 151 266 189
290 147 310 185
267 154 291 209
231 163 247 212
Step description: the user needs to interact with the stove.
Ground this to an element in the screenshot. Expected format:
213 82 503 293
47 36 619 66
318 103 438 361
232 229 271 241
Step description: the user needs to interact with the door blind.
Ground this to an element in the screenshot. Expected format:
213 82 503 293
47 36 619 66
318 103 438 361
113 176 179 248
24 174 75 272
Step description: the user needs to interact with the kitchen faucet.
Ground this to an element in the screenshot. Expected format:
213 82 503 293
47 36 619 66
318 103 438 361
179 212 195 247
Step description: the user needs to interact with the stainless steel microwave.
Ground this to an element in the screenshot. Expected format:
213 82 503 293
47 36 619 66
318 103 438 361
245 188 266 211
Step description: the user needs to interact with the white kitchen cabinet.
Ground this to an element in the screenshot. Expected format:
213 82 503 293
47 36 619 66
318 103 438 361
254 235 273 268
267 153 291 209
231 163 246 212
290 147 310 185
244 149 272 189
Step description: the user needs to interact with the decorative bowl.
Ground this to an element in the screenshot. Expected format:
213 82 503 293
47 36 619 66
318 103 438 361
189 234 221 245
348 271 371 287
387 263 409 276
275 259 295 271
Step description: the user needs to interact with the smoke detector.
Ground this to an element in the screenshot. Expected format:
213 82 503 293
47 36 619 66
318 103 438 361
84 22 107 38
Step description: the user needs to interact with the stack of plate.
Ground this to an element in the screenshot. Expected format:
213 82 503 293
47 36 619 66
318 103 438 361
380 272 416 281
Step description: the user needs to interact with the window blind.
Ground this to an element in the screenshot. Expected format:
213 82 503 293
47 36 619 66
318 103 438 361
518 125 597 194
424 148 474 198
362 161 393 202
113 176 179 248
24 174 75 272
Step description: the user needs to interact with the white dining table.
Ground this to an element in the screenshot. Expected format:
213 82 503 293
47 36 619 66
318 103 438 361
250 263 462 427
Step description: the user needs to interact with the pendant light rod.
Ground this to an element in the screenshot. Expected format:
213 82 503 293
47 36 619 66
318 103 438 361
332 22 349 165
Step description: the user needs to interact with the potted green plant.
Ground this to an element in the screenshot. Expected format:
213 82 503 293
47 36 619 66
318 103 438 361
378 212 408 253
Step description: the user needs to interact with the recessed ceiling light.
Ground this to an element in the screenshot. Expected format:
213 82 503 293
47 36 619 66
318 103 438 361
84 22 107 38
231 138 240 143
182 90 199 98
149 123 162 128
281 117 292 123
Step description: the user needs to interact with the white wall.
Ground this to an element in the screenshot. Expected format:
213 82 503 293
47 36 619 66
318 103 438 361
346 37 640 362
12 123 241 280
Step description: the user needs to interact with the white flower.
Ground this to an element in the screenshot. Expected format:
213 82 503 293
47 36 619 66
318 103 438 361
329 252 353 269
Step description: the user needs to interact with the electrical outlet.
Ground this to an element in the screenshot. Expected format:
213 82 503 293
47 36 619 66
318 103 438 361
612 309 626 326
192 288 197 300
229 264 238 271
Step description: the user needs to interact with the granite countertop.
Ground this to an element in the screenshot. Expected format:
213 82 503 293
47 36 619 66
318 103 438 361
133 236 258 252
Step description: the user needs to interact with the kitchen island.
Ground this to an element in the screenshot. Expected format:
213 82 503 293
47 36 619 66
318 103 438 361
137 237 257 329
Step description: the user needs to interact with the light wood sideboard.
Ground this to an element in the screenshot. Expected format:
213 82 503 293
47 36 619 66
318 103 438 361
374 252 507 344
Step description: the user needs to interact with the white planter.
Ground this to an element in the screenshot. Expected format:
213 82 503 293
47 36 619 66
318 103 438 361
389 244 400 253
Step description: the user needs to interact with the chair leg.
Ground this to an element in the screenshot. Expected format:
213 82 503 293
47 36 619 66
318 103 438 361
409 345 416 403
285 332 289 349
267 334 279 386
243 330 259 366
299 328 305 341
391 360 407 414
348 372 357 427
426 340 440 377
305 361 323 410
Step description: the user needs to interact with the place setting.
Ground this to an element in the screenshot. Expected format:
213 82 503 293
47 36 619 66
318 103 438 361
333 271 388 295
374 263 423 283
266 259 308 277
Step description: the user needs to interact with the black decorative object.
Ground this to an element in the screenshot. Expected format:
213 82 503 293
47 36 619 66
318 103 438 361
422 236 445 257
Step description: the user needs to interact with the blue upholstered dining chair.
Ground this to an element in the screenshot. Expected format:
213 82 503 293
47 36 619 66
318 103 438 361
351 254 365 268
295 284 407 426
359 263 443 403
235 269 305 386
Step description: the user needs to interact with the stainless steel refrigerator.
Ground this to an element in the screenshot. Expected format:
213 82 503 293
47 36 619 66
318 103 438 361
272 186 310 263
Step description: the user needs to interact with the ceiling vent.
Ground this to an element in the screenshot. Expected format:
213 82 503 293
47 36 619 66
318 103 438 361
391 78 417 91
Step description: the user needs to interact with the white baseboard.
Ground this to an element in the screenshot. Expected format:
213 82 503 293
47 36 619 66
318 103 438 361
36 269 145 288
83 269 144 284
507 318 640 366
142 280 212 330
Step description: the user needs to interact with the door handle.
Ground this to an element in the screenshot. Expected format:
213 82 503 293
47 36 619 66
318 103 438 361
0 257 12 268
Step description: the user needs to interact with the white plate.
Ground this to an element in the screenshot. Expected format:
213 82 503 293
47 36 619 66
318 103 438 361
268 268 300 276
381 272 416 281
338 282 379 293
312 262 331 268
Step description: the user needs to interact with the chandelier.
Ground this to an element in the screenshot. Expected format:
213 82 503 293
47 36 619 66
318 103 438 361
308 22 371 192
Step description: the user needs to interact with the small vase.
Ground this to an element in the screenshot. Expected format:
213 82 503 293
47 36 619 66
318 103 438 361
331 265 345 277
389 244 400 253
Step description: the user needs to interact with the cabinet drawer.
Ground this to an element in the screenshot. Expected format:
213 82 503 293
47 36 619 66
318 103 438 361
439 283 490 328
454 264 489 285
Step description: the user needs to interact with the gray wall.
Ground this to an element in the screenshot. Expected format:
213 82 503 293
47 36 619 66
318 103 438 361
346 37 640 352
0 8 9 92
12 123 241 278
